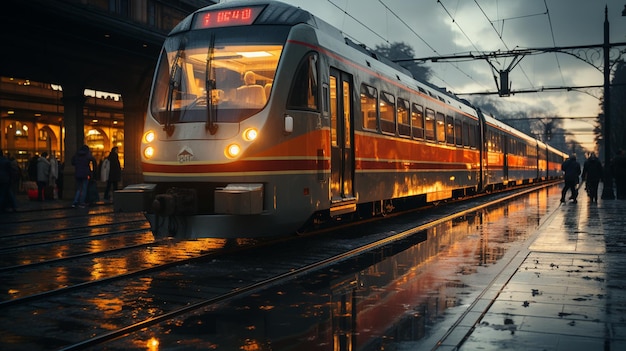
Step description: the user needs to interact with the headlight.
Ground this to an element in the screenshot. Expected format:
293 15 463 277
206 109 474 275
243 128 258 141
226 143 241 158
144 131 155 143
144 146 155 159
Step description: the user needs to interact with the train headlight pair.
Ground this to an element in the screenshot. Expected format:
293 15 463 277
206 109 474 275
225 128 258 158
143 131 156 159
142 128 258 160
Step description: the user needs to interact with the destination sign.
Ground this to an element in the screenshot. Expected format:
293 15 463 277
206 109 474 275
193 6 264 29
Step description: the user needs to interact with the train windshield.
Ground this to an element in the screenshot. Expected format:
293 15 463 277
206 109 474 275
150 27 287 124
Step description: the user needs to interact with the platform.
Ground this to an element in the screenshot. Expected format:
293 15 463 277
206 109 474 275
435 186 626 351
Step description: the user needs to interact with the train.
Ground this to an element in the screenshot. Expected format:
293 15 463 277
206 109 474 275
119 0 567 238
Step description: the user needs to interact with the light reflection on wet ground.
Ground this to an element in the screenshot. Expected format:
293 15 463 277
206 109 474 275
106 186 564 350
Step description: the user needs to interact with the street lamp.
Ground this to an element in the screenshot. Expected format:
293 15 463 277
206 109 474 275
601 6 615 199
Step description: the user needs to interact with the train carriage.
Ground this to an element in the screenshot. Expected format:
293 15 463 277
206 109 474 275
122 0 567 238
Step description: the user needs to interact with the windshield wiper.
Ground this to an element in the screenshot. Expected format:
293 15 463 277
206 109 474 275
164 42 185 137
205 34 218 134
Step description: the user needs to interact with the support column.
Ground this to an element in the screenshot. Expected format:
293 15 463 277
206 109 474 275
602 6 615 199
120 86 149 186
60 82 86 200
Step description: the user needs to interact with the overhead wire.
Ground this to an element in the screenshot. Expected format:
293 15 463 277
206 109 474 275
375 0 490 91
543 0 566 85
325 0 390 45
472 0 536 89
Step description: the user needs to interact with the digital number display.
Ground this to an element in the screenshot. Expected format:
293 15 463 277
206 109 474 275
193 6 264 29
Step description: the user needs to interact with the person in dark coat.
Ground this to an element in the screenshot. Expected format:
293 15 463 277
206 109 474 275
581 153 603 203
561 154 581 203
614 149 626 200
103 146 122 200
36 152 51 201
71 145 96 208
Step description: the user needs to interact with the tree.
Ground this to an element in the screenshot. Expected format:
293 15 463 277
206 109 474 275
374 42 431 82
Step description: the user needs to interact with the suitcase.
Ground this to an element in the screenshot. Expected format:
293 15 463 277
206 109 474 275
28 188 38 200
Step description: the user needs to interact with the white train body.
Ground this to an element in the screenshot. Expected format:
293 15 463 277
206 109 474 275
126 0 566 238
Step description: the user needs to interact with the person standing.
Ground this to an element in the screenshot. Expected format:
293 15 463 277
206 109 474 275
561 154 581 204
48 153 59 199
614 149 626 200
581 153 603 203
36 152 51 201
103 146 121 201
72 145 96 208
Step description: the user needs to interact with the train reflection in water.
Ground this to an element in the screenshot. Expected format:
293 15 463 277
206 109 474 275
127 188 552 350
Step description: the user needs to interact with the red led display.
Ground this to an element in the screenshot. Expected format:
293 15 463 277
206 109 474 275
193 6 264 29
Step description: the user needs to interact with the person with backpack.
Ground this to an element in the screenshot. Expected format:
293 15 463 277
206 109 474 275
581 153 603 203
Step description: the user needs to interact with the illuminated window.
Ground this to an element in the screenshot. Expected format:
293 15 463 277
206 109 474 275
360 84 378 130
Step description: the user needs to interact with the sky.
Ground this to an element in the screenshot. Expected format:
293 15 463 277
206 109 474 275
231 0 626 151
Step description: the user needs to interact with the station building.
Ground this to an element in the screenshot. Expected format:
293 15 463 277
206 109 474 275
0 0 216 192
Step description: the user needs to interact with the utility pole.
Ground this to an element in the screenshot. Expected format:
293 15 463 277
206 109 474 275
602 6 615 200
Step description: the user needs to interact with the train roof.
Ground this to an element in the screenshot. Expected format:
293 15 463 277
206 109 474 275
171 0 476 116
482 112 540 145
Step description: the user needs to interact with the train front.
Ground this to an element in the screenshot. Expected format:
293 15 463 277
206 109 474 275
129 2 323 238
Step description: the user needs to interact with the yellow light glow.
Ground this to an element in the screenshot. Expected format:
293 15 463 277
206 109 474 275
144 131 155 143
144 146 155 159
226 143 241 158
147 337 159 350
243 128 258 141
237 51 272 58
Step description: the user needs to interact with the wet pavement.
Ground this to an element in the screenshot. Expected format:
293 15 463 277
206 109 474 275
87 184 624 351
451 189 626 351
3 185 626 350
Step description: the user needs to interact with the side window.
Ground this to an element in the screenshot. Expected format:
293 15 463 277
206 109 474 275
425 108 435 141
462 120 470 147
436 112 446 143
411 103 424 139
380 91 395 134
287 53 319 110
397 98 410 137
360 84 378 130
446 115 455 144
455 118 463 146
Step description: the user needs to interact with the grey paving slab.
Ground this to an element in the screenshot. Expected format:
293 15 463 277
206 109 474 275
451 185 626 350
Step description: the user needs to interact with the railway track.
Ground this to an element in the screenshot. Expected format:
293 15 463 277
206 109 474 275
0 183 559 350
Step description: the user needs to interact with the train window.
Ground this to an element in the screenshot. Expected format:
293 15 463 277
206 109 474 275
425 109 435 141
330 76 338 146
436 112 446 143
288 53 319 110
380 91 395 134
487 130 495 152
343 80 351 147
411 103 424 139
360 84 378 131
446 115 454 144
397 98 410 137
455 119 463 146
462 120 470 147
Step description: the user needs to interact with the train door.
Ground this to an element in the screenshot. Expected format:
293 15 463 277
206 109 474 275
329 68 356 216
503 134 509 182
